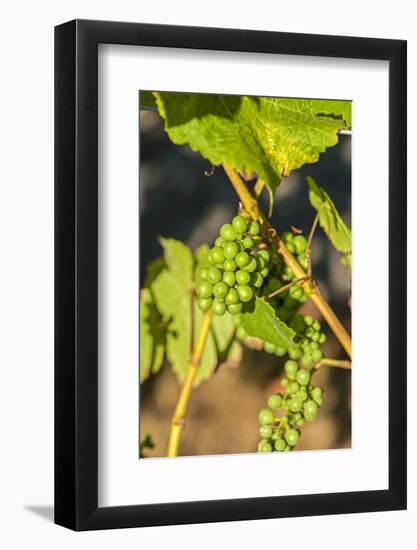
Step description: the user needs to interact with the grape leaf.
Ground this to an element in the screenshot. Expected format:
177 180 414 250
139 90 157 110
241 297 295 348
139 288 167 383
153 92 351 204
306 176 352 255
151 239 193 382
144 256 166 287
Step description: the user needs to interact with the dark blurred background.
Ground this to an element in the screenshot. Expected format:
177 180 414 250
139 107 351 458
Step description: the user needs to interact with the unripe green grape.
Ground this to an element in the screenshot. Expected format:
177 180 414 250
249 220 260 236
314 396 323 407
225 287 239 305
301 339 310 351
208 267 222 284
275 346 287 357
304 400 318 421
236 251 250 268
284 360 299 379
243 257 257 273
312 320 321 332
309 341 319 351
271 430 281 441
297 252 308 269
224 241 239 259
237 284 253 302
301 353 313 368
243 236 253 249
251 271 264 288
287 381 300 395
296 417 305 427
264 342 276 354
258 249 270 263
293 235 307 254
288 396 303 413
311 387 323 401
283 266 294 279
223 258 237 272
296 368 311 386
222 271 236 287
200 268 209 281
289 284 304 301
305 327 314 338
312 349 323 362
213 282 228 299
220 223 237 242
236 270 251 285
236 326 247 340
212 299 226 316
260 267 269 278
274 438 286 452
232 215 248 234
282 231 293 243
267 277 282 293
227 303 242 315
258 440 273 453
304 315 313 326
288 346 302 360
297 389 308 402
318 332 327 344
259 425 273 439
198 297 212 312
286 242 296 254
285 428 300 447
211 246 225 264
197 280 213 299
258 408 274 425
281 377 289 388
255 254 266 270
267 393 283 409
215 237 225 248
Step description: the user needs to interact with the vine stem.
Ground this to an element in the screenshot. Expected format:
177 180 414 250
315 358 352 370
223 164 352 359
167 310 213 457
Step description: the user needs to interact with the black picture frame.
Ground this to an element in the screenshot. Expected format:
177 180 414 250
55 19 407 531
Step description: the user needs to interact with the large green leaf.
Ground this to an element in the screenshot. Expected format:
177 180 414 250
152 92 351 203
139 288 167 383
307 176 352 257
241 297 295 348
139 90 157 110
151 239 193 382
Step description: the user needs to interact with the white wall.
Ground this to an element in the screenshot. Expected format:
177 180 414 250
0 1 414 548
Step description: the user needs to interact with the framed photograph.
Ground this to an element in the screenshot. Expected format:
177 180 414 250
55 19 407 530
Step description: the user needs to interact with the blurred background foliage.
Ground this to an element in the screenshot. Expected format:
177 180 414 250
139 107 351 458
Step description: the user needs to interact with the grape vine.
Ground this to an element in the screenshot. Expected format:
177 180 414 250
139 92 352 458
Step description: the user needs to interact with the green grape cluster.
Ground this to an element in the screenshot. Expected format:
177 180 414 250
196 215 273 316
257 359 324 453
281 230 309 272
244 313 325 368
